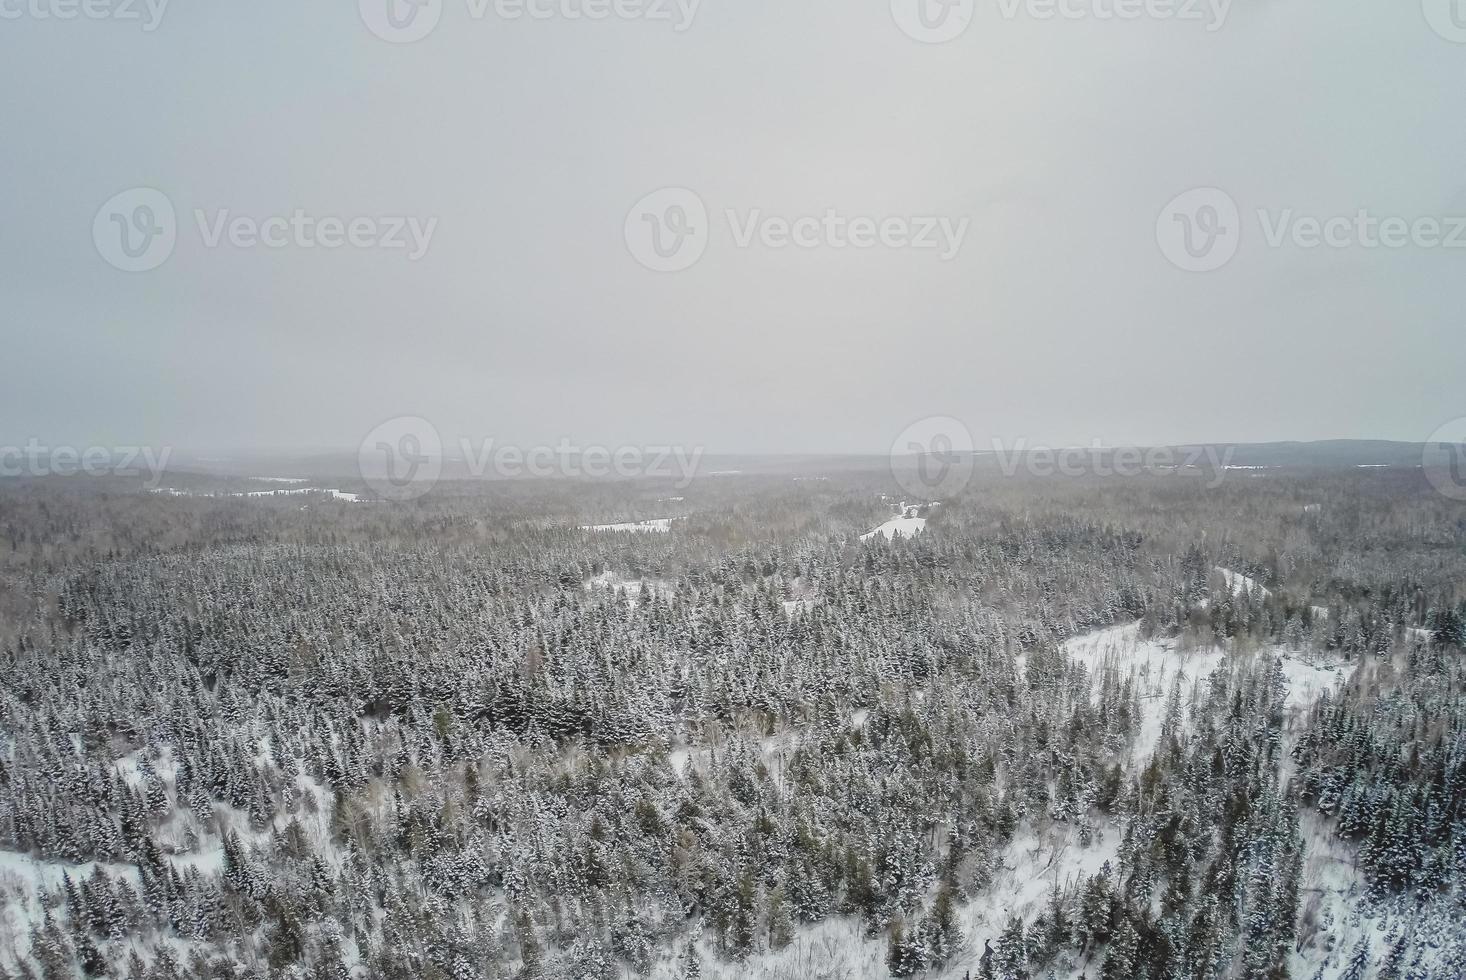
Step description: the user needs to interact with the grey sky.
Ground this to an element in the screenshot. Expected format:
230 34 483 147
2 1 1463 455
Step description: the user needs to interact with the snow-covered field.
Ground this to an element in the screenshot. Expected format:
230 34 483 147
579 518 676 533
240 487 361 502
860 502 938 542
150 486 362 502
1061 620 1345 717
861 515 926 542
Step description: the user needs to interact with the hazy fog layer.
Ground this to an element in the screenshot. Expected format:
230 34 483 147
3 2 1463 453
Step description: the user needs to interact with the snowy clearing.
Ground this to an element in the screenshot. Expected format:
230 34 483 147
579 518 675 533
149 487 362 502
1061 621 1348 756
861 501 938 542
1216 566 1271 598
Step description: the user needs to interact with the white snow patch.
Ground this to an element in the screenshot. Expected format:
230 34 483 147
861 501 940 542
150 487 362 502
579 518 675 533
241 487 361 502
861 515 926 542
782 597 819 617
585 570 671 609
1216 566 1271 598
1060 621 1348 759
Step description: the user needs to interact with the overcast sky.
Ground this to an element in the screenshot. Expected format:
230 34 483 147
2 1 1463 455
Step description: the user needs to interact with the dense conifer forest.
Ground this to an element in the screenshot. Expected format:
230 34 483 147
1 466 1463 978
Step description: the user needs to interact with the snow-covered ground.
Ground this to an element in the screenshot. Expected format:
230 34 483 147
644 820 1126 980
860 502 938 542
1216 567 1332 619
240 487 361 502
1 613 1434 980
150 487 362 502
658 622 1360 980
781 597 818 617
579 518 675 533
1216 566 1271 598
0 744 339 971
584 570 674 609
1062 621 1346 731
861 515 926 542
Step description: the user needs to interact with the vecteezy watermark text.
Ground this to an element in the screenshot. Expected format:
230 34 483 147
1157 187 1466 272
459 439 704 484
358 416 705 501
0 0 168 30
992 439 1236 487
0 440 172 485
194 210 437 260
890 0 1230 43
625 188 970 273
93 188 438 272
358 0 701 43
994 0 1232 30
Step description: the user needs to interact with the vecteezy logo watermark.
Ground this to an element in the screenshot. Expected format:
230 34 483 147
359 0 701 42
994 0 1231 31
94 188 439 271
0 0 169 30
359 416 444 502
0 440 172 486
890 416 975 499
991 439 1236 488
891 0 974 43
625 187 971 272
1422 0 1466 43
625 188 709 273
358 0 443 43
93 188 177 273
1157 188 1466 272
1156 187 1240 273
1422 418 1466 502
